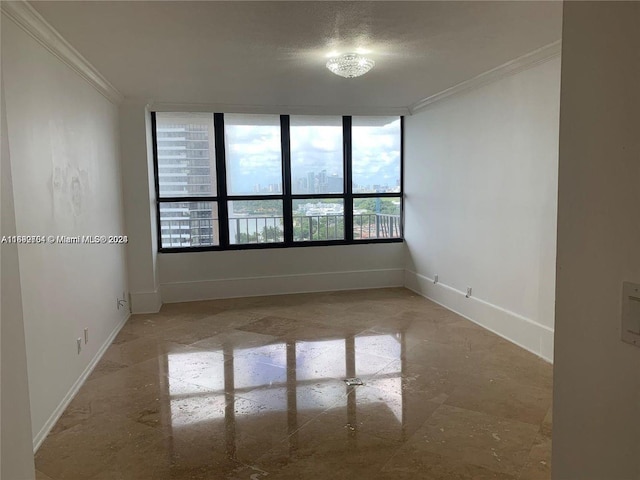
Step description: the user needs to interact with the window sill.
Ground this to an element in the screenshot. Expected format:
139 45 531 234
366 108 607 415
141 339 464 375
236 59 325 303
158 237 404 254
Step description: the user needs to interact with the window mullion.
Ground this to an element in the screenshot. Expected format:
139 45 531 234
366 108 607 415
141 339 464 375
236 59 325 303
281 115 293 245
214 113 229 248
400 115 405 238
343 116 354 242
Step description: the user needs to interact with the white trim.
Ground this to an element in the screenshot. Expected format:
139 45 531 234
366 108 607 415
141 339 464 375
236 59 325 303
404 270 554 363
160 268 405 303
1 1 124 105
409 41 562 114
130 290 162 314
149 101 410 117
32 313 130 452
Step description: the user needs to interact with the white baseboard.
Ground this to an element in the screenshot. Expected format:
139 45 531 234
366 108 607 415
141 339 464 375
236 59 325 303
130 290 162 313
161 268 405 303
404 270 554 363
32 313 130 452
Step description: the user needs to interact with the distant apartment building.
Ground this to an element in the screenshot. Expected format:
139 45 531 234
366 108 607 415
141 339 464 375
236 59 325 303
155 113 218 247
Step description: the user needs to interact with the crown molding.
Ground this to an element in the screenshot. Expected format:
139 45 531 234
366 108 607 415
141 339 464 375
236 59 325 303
409 40 561 114
1 1 124 105
149 101 411 117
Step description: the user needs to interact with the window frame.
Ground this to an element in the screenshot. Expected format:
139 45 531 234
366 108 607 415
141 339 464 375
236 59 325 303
152 113 404 253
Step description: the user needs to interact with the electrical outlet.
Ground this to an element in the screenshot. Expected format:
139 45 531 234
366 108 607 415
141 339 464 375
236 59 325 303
84 328 89 344
434 274 439 284
77 338 82 354
466 287 472 298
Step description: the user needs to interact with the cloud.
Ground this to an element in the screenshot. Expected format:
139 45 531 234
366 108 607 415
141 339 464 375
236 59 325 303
226 117 401 192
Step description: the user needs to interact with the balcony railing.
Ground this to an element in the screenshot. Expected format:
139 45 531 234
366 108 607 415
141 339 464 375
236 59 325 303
292 215 342 242
160 213 400 248
229 216 284 244
352 213 401 240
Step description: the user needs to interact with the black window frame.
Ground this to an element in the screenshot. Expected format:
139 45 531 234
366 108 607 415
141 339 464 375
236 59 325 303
152 113 404 253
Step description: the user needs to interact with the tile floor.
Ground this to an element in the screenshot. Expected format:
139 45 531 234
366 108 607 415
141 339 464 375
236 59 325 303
35 288 552 480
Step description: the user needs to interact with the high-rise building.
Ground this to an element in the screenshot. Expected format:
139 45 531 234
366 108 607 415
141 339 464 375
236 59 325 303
156 113 217 247
307 172 316 194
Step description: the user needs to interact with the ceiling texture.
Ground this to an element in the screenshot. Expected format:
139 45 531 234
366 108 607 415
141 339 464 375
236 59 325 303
31 1 562 113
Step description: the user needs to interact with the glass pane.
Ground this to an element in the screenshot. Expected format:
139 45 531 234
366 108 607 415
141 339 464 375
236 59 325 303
290 116 343 194
155 113 216 197
224 114 282 195
159 201 219 248
353 197 401 240
228 200 284 245
293 199 344 242
352 116 401 194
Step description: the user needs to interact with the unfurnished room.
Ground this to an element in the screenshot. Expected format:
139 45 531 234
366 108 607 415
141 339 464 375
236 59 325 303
1 1 639 480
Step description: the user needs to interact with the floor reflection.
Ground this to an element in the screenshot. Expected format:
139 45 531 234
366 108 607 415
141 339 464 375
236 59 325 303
165 332 406 460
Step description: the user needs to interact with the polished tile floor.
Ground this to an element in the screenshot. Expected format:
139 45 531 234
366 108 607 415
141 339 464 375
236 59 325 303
35 288 552 480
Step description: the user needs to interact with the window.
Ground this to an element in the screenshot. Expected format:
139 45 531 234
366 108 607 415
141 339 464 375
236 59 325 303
224 114 282 196
154 113 219 248
352 116 402 240
290 116 343 195
223 114 284 246
153 113 403 251
290 115 345 242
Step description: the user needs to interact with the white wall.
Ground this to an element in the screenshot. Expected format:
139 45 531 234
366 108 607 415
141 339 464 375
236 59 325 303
403 57 561 361
159 243 405 302
1 73 36 480
2 15 129 447
552 3 640 479
119 101 161 313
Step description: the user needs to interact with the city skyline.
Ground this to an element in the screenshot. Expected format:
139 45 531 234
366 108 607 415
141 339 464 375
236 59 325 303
253 169 401 195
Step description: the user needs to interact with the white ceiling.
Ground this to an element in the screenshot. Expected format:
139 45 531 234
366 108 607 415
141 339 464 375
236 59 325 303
31 1 562 112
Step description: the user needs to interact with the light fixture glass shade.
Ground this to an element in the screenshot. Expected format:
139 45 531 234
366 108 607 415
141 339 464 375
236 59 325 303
326 53 375 78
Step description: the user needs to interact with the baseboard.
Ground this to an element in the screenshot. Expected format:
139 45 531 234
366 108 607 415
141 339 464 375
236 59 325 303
160 268 405 303
404 270 554 363
130 290 162 314
32 312 130 452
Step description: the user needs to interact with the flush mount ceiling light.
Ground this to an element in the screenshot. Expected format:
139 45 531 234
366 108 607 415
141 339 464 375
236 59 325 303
326 53 375 78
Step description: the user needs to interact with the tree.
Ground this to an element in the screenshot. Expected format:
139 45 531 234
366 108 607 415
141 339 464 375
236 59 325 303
262 226 283 242
236 232 258 243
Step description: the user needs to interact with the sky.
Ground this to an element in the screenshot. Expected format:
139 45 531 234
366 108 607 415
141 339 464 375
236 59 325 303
224 117 401 195
157 114 401 197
